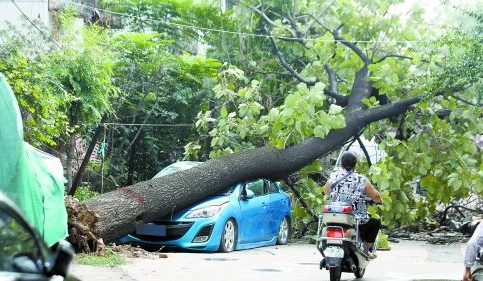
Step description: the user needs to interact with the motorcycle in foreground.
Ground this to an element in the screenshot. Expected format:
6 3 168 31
316 196 378 281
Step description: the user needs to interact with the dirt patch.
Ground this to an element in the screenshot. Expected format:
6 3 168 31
108 243 168 259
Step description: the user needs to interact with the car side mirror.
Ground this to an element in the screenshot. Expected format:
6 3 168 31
11 253 41 274
49 240 75 277
241 189 255 200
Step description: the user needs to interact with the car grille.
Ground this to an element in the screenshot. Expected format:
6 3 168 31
133 221 194 242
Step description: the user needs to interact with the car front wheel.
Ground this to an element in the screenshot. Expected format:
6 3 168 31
219 218 237 252
277 216 290 245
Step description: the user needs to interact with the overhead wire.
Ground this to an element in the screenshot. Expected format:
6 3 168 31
62 0 428 44
102 122 193 127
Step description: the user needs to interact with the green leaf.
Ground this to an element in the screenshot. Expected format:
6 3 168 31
328 104 343 115
220 106 228 118
314 125 329 138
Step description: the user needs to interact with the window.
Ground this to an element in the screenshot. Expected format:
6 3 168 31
267 182 279 194
0 210 42 272
245 179 265 197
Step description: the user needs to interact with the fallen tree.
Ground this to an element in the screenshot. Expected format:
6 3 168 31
67 95 421 251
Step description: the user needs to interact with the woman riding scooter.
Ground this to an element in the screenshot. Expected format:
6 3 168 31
324 151 384 259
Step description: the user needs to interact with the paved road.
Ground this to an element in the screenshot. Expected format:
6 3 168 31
70 240 464 281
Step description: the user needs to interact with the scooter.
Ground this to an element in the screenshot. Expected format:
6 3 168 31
316 196 377 281
472 249 483 281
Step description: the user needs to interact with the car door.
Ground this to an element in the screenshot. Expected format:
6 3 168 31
265 181 288 238
238 179 268 243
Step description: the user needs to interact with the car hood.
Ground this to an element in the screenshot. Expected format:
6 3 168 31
190 196 229 210
162 195 230 220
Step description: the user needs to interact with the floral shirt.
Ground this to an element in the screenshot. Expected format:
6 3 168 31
327 168 370 224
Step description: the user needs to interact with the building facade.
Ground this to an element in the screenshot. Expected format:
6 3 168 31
0 0 56 29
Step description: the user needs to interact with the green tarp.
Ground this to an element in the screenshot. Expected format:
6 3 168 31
0 74 68 247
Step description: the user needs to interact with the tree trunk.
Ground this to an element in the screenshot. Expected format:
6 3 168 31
65 133 75 192
69 115 107 196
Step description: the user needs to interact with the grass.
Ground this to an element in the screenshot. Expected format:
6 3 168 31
74 247 126 266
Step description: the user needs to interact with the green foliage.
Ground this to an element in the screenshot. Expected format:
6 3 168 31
370 105 483 227
100 0 221 52
186 0 483 234
289 175 326 235
432 31 483 92
74 186 100 202
376 232 391 250
101 30 221 187
186 66 346 159
0 23 69 146
46 24 118 130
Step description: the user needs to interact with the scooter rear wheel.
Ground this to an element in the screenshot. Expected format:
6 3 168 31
329 266 342 281
354 267 365 278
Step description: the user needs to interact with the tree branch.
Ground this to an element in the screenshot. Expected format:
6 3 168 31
347 65 372 111
308 17 372 65
69 114 108 196
263 24 316 85
450 93 483 107
357 96 422 125
324 61 349 106
248 4 306 44
303 0 336 34
323 89 348 106
376 54 412 64
248 4 278 27
331 25 372 65
285 13 307 45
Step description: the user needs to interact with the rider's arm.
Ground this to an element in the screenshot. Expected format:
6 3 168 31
364 180 383 204
463 266 471 281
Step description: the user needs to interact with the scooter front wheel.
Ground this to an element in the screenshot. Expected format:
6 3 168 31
473 269 483 281
354 267 365 278
329 266 342 281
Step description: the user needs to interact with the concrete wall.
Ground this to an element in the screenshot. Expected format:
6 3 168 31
0 0 51 29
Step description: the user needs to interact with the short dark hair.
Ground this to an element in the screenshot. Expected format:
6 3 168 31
340 151 357 172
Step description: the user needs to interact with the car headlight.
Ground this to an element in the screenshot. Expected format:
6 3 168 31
186 204 225 219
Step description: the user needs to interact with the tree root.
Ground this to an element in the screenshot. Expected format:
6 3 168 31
65 196 105 253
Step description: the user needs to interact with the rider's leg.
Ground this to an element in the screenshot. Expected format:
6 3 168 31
359 217 381 259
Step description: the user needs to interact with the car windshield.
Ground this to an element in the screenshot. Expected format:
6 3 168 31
152 161 202 179
214 185 236 196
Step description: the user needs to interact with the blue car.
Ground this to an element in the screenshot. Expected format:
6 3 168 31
119 161 292 252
